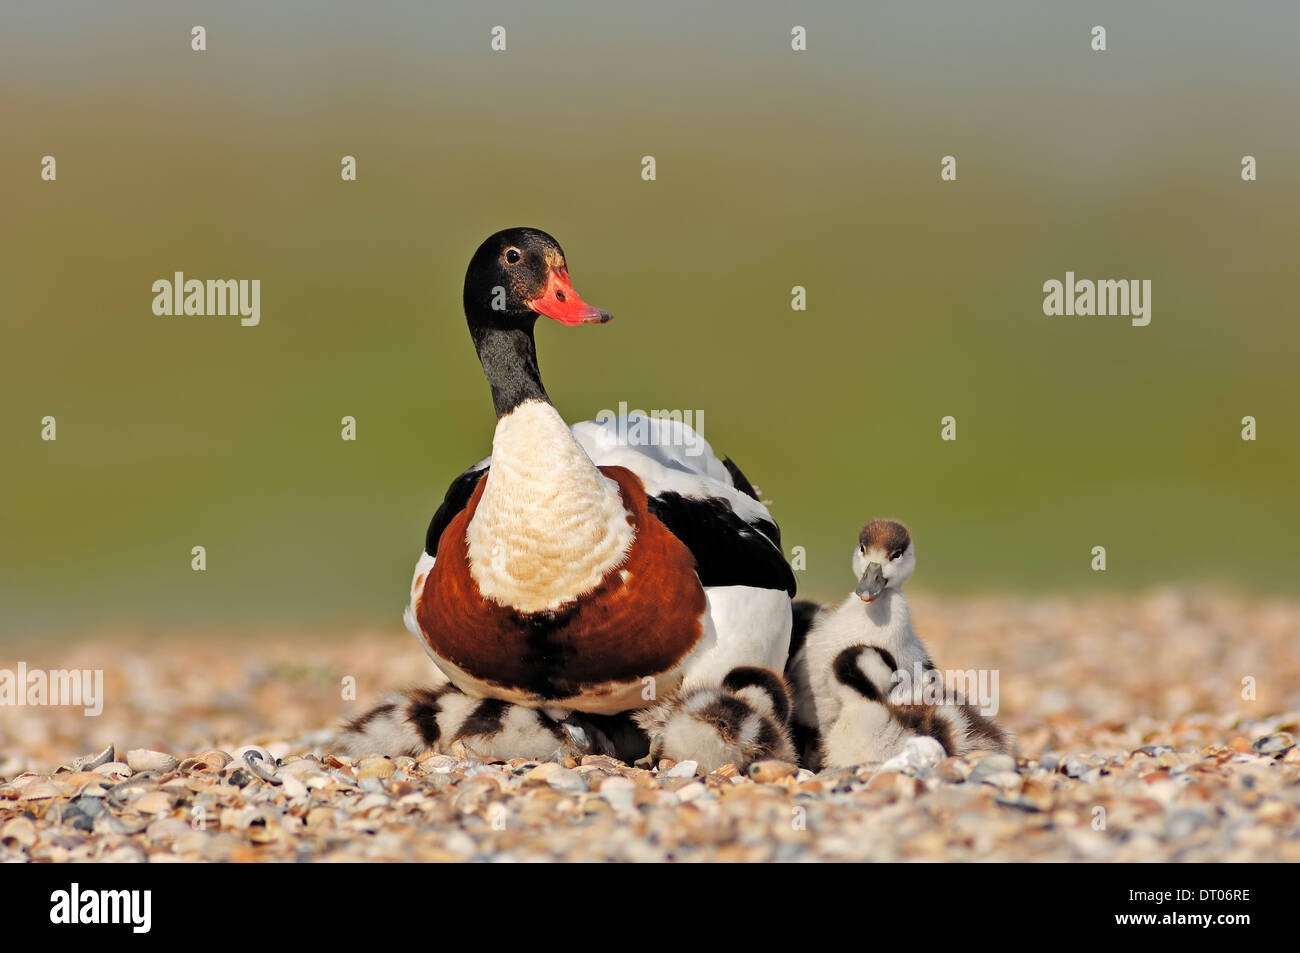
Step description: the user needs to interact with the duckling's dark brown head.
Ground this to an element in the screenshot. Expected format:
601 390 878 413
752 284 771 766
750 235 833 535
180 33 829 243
852 519 915 602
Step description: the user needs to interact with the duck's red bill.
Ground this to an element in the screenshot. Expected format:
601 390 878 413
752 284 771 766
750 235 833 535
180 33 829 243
527 267 612 326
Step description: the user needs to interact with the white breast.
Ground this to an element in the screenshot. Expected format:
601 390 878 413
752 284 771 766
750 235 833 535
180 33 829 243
465 400 635 614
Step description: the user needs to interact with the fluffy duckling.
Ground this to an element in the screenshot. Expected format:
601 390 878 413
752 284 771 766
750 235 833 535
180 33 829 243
634 666 796 773
338 675 630 762
786 520 1008 771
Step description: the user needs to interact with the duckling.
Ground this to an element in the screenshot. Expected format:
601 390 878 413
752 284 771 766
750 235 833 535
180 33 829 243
787 520 1009 771
338 675 626 762
633 666 796 773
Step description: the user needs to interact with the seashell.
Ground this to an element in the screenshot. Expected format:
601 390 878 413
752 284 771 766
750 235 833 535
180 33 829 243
126 749 179 773
356 758 395 780
231 745 274 765
68 744 116 772
200 750 232 768
133 791 177 814
280 774 308 800
1 816 37 848
144 816 192 843
240 749 282 785
675 782 708 803
18 781 62 801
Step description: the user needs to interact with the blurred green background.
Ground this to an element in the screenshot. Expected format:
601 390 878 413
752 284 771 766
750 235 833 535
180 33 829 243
3 1 1297 638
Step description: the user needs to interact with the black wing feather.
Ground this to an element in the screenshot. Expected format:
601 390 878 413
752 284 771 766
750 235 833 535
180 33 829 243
646 491 796 597
721 456 761 502
787 599 823 659
424 465 489 556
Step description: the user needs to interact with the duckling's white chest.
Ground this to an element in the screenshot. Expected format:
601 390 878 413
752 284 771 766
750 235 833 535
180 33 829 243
804 591 928 725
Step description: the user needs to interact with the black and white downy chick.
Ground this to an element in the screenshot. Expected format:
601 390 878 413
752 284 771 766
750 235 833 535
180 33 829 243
634 666 796 773
786 520 1009 771
337 677 628 762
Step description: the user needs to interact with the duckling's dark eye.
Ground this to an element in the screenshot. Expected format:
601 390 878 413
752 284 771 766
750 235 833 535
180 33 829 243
505 248 522 264
890 548 905 560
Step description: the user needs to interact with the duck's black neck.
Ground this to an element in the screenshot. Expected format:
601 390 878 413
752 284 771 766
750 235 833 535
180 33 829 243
469 318 550 419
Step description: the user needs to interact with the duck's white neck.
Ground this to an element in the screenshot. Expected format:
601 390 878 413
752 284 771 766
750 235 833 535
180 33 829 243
466 400 635 613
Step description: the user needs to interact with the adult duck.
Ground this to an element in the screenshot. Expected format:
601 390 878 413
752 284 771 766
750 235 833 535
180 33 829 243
404 228 795 730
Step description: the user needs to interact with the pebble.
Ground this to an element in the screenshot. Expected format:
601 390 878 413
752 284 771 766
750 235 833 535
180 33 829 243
866 772 924 797
969 754 1020 788
66 794 106 819
878 737 946 775
1165 809 1211 840
1063 757 1092 779
995 794 1045 813
356 793 391 811
598 777 636 812
1252 733 1294 756
546 768 588 793
1136 745 1175 757
3 591 1296 863
938 757 971 782
748 760 797 783
102 845 146 863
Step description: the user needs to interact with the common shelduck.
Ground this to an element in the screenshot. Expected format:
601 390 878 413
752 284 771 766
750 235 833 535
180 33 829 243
340 228 796 765
785 520 1009 770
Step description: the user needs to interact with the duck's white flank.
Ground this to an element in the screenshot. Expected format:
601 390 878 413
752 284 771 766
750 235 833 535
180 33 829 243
465 400 635 613
681 586 792 694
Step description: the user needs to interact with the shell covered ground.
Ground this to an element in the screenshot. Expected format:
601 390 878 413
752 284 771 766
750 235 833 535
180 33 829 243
2 591 1298 862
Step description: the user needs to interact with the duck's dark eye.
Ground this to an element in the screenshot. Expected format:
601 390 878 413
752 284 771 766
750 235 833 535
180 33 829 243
891 548 905 560
505 248 522 264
